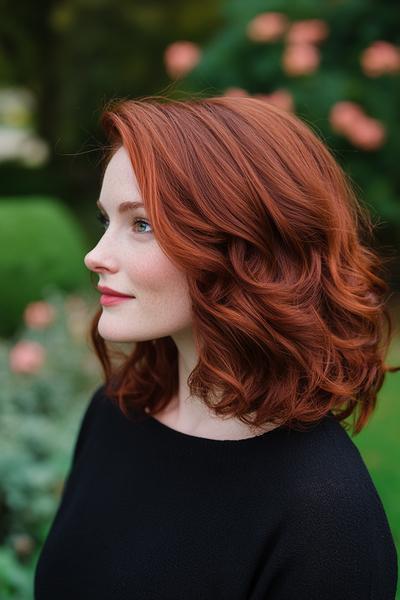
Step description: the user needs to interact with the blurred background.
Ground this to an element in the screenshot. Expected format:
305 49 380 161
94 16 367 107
0 0 399 597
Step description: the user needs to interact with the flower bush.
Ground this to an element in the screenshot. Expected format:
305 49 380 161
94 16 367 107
167 0 400 228
0 288 101 599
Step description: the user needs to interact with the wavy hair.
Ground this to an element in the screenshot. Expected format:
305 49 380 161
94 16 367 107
88 95 400 435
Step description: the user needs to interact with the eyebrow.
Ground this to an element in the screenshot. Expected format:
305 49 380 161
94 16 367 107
96 199 144 214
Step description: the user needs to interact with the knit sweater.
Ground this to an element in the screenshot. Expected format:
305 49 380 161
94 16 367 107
34 384 398 599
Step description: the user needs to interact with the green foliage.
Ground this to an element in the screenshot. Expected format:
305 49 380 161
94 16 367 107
0 0 223 153
179 0 400 228
0 0 225 235
0 196 89 337
0 289 101 599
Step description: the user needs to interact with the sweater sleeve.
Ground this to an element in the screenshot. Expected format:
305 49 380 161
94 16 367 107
252 479 398 600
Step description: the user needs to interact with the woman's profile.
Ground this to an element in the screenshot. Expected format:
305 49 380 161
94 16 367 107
34 95 399 599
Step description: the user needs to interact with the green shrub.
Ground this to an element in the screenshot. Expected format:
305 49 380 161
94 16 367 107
0 196 89 337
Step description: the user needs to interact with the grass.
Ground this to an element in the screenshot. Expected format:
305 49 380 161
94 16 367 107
352 331 400 597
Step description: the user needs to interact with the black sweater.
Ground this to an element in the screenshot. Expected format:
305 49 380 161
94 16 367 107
34 384 398 599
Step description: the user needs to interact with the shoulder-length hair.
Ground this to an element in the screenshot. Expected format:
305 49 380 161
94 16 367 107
88 95 399 435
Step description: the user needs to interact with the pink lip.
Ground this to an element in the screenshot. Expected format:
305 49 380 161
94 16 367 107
100 294 134 306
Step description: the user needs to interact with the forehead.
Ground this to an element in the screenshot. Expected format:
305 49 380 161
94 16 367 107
100 146 141 200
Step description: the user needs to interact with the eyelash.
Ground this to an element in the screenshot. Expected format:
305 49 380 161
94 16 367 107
96 210 152 234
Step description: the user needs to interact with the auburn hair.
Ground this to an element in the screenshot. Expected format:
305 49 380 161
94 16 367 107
88 95 400 435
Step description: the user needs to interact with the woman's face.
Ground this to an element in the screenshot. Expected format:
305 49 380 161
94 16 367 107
84 145 193 343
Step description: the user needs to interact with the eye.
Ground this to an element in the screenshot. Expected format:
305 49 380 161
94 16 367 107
131 218 152 234
96 210 152 234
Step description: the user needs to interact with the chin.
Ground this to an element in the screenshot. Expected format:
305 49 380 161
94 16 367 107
97 323 130 343
97 324 147 344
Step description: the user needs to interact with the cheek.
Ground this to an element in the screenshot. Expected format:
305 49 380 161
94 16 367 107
128 248 192 314
127 247 182 290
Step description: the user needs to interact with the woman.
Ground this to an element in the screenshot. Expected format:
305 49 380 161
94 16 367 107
34 95 399 599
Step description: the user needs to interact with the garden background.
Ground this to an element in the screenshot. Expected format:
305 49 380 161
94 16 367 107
1 0 399 597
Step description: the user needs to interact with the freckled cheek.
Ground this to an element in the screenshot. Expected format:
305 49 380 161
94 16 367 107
127 249 189 298
126 249 193 328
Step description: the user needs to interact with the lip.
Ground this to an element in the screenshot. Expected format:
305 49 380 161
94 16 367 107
100 294 133 306
97 285 135 298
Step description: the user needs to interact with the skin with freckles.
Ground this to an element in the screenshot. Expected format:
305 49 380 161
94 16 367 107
84 145 279 440
84 146 193 344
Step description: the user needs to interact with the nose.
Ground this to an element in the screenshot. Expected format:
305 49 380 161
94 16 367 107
84 240 118 274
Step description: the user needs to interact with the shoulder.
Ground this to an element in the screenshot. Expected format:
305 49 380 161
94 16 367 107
279 415 388 522
85 382 109 414
70 383 109 466
278 413 377 488
270 416 398 598
250 413 399 598
79 383 110 428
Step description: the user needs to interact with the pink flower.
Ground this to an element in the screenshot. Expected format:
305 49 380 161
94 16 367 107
329 101 386 150
164 41 201 79
9 340 46 374
361 41 400 77
254 89 294 112
12 534 35 557
246 12 288 43
329 101 365 134
23 300 56 329
345 117 386 151
286 19 329 45
282 44 320 76
223 87 249 97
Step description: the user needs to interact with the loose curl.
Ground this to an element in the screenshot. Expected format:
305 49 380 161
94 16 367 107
88 95 400 435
